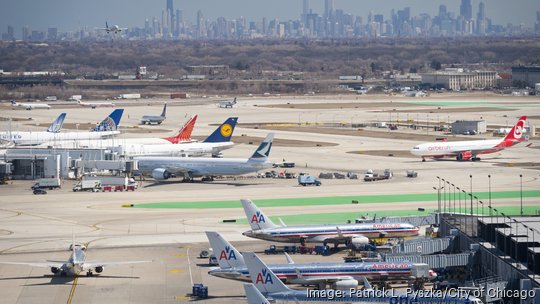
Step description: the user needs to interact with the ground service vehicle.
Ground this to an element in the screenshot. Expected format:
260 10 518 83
298 174 321 186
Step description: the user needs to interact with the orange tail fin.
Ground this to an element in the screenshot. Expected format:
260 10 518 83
163 115 198 144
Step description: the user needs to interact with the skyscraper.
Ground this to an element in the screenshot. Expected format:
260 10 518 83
477 2 485 20
167 0 174 37
324 0 334 20
460 0 472 20
302 0 310 24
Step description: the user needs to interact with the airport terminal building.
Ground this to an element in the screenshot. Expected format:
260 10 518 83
421 69 497 91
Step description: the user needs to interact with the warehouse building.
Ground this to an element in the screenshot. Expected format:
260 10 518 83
421 69 497 91
512 66 540 87
451 120 487 135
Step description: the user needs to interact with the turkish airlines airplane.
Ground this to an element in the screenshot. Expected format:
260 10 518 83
410 116 527 161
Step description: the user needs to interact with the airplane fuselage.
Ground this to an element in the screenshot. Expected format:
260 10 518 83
410 138 520 159
0 131 120 146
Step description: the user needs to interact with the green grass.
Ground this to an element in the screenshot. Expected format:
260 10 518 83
133 190 540 209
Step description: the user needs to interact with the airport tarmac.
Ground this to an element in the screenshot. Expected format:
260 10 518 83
0 94 539 303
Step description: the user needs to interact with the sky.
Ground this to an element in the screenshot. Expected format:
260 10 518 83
1 0 539 36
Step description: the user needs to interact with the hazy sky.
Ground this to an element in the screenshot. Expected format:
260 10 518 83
1 0 539 36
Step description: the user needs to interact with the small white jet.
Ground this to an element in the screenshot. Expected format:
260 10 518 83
11 100 51 110
410 116 527 161
218 97 237 108
78 100 115 109
0 242 151 277
96 22 127 34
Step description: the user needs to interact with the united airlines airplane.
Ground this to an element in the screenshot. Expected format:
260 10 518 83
241 199 419 248
410 116 527 161
206 232 435 289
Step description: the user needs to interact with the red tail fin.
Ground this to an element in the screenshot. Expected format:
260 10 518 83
163 115 198 144
503 116 527 142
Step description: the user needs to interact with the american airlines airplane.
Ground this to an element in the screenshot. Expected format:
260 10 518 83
206 232 435 289
0 109 123 145
0 243 150 277
10 100 51 110
410 116 527 161
242 252 478 304
241 199 419 248
135 133 274 181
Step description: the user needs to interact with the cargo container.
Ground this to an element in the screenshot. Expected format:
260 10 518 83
171 92 189 99
118 93 141 99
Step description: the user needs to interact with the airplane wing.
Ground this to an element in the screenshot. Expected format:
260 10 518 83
83 260 151 268
0 261 65 268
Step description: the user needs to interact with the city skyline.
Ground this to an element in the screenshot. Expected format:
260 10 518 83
2 0 540 34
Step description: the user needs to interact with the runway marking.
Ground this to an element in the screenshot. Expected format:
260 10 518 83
175 253 186 257
175 296 190 300
186 247 193 286
168 269 185 273
66 272 80 304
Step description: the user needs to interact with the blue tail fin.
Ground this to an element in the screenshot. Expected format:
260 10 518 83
160 104 167 118
248 133 274 162
47 113 66 133
92 109 124 132
203 117 238 143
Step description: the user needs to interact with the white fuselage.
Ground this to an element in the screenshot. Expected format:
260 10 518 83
0 131 120 146
410 139 503 158
136 157 272 177
12 103 51 110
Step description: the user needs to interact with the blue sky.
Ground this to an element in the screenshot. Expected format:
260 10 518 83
1 0 538 35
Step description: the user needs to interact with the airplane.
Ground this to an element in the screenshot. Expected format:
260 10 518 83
206 231 435 289
78 100 115 109
0 242 150 277
37 117 236 158
0 109 123 145
46 113 66 133
410 116 527 162
140 104 166 125
162 115 197 144
244 284 270 304
135 133 273 181
96 22 127 34
218 97 237 108
241 199 419 248
10 100 51 110
242 252 478 303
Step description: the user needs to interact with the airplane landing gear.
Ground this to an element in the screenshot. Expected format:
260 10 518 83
86 271 93 277
422 157 426 162
472 157 481 161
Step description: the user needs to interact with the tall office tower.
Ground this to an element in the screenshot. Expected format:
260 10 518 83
302 0 310 23
439 5 447 19
145 18 150 36
536 11 540 33
476 1 486 34
460 0 472 20
152 17 158 36
47 28 58 41
324 0 334 20
22 26 29 41
166 0 174 35
162 9 166 34
175 9 181 35
197 10 205 37
7 26 14 39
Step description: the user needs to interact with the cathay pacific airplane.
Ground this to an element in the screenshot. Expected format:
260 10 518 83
242 252 479 303
135 133 273 181
206 232 435 289
0 109 123 145
410 116 527 161
0 242 150 277
241 199 419 248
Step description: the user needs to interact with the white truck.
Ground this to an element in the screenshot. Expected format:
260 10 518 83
32 177 61 190
68 95 82 101
117 93 141 99
72 179 102 192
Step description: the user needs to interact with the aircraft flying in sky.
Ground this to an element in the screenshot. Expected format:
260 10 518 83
96 22 127 34
410 116 527 161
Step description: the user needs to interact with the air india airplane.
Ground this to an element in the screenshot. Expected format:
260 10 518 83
410 116 527 161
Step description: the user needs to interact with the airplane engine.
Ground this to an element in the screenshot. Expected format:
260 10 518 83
51 267 60 274
332 279 358 290
350 236 369 249
152 168 172 180
456 151 472 161
95 266 104 273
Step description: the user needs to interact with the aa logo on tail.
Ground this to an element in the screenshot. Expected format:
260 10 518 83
219 246 237 260
251 211 265 223
255 269 273 284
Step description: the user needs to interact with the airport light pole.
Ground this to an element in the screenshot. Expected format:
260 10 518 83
433 186 442 213
442 178 446 213
520 174 523 216
469 175 473 216
488 174 492 216
451 183 456 214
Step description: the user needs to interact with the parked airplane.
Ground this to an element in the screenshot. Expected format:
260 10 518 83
244 284 270 304
10 100 51 110
140 104 166 125
0 109 123 145
218 97 237 108
162 115 198 144
96 22 127 34
0 243 150 277
410 116 527 162
136 133 273 181
241 199 419 248
78 100 115 109
37 117 236 157
242 252 477 303
46 113 66 133
206 231 435 289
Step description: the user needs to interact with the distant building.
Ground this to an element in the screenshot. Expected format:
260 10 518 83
512 66 540 87
185 65 229 76
451 120 487 135
421 69 496 90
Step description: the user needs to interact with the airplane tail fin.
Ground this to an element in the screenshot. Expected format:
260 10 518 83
243 284 271 304
247 133 274 162
160 104 167 118
241 199 277 230
502 116 527 142
92 109 124 132
243 252 290 294
205 231 245 269
232 97 237 105
10 100 16 106
47 113 66 133
163 115 197 144
203 117 238 143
